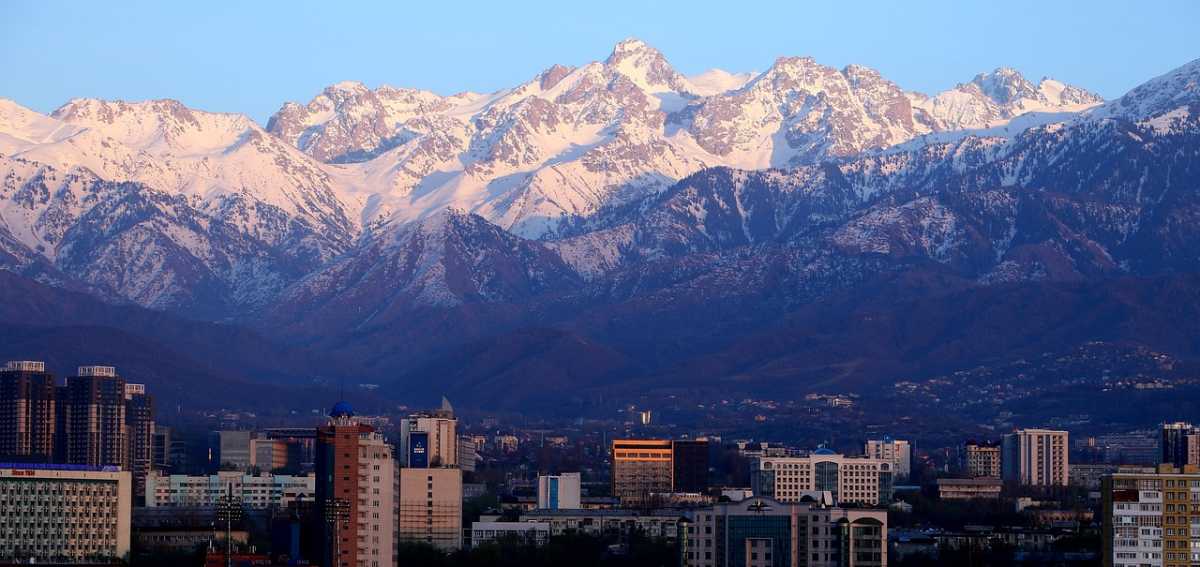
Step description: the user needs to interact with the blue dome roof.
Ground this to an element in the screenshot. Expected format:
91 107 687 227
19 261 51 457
330 401 354 418
813 448 837 455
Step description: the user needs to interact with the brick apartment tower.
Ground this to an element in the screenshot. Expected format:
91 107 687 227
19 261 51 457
0 361 57 462
316 401 395 567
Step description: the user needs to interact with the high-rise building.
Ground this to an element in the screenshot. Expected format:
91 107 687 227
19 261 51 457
397 466 462 551
612 439 674 505
0 361 57 463
1002 429 1069 487
399 412 457 468
673 440 710 494
964 441 1002 478
63 366 128 468
754 450 895 506
682 497 887 567
537 472 582 510
0 464 132 563
865 438 911 481
1161 422 1199 468
1102 464 1200 567
316 402 396 567
124 383 155 500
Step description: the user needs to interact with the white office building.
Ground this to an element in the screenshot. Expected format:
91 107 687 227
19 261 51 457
144 470 314 508
0 465 132 563
537 472 582 510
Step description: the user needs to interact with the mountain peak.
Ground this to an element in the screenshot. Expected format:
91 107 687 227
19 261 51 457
969 67 1038 105
608 37 654 58
603 37 692 95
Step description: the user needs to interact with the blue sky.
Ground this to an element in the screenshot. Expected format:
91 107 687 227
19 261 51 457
3 0 1197 123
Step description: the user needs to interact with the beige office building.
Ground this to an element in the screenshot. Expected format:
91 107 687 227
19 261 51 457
864 438 911 481
0 465 132 563
398 467 462 551
1002 429 1069 487
756 450 895 506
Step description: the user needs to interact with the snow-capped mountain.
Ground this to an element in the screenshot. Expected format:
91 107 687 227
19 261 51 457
0 39 1117 319
0 99 356 314
2 43 1199 410
268 39 1100 238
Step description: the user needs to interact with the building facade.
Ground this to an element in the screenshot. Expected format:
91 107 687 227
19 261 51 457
754 450 895 506
674 440 711 494
612 439 674 505
682 497 887 567
1002 429 1069 487
937 478 1002 500
0 464 132 563
470 521 550 548
124 383 154 499
397 466 462 551
865 438 911 481
537 472 582 510
316 402 396 567
964 441 1002 478
63 366 128 468
0 361 58 463
1102 464 1200 567
519 509 684 542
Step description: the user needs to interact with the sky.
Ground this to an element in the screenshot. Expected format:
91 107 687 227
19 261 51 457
3 0 1198 123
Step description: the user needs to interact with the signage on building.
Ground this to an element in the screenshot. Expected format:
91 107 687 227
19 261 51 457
409 432 429 468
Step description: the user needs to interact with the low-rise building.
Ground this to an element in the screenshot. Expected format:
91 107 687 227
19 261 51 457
519 509 685 542
144 470 315 508
0 464 132 563
469 521 550 548
937 478 1003 500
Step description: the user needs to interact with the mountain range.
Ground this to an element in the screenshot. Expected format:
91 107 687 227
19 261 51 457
1 39 1197 413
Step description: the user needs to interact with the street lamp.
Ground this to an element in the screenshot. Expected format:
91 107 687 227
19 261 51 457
215 483 243 567
323 497 351 567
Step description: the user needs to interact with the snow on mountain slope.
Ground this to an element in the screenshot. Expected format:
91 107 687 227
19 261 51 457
0 155 326 314
0 98 83 151
0 100 358 314
1090 57 1199 122
271 39 1100 239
